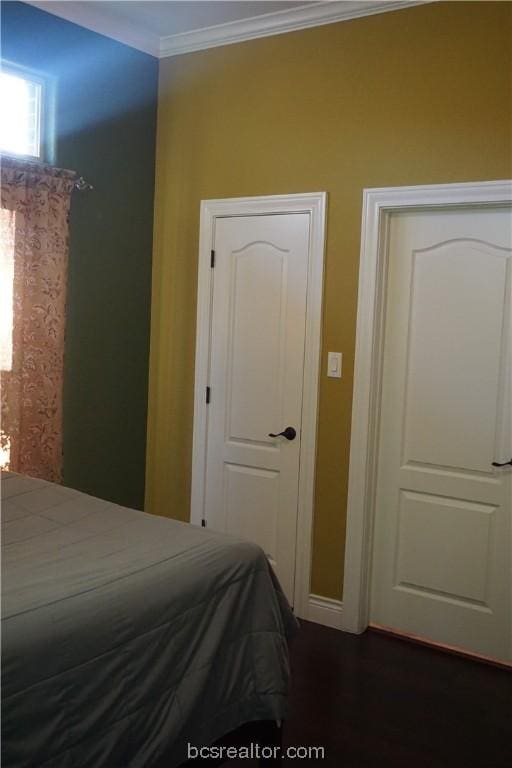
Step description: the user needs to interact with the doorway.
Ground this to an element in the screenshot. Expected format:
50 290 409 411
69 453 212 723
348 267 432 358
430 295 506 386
343 181 512 663
191 193 326 617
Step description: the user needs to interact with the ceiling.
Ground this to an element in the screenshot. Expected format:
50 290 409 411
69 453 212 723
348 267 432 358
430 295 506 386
26 1 423 58
82 2 313 37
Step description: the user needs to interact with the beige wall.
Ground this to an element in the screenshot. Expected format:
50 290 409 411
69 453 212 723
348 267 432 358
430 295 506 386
146 2 512 599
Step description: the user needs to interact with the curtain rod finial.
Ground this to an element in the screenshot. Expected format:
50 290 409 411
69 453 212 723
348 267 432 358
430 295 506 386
74 176 93 191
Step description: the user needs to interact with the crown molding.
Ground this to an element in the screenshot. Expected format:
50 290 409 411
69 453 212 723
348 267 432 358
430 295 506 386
25 1 428 60
159 1 427 58
25 1 160 57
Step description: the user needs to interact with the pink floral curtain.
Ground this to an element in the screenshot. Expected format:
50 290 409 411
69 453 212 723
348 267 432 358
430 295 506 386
1 156 76 482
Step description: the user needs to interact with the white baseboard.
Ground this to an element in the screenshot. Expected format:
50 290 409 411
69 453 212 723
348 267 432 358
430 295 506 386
306 594 343 629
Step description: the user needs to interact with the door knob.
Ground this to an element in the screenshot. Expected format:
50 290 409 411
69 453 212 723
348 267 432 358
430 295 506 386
491 459 512 467
268 426 296 441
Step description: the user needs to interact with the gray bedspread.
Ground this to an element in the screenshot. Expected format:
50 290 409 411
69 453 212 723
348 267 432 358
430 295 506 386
1 471 298 768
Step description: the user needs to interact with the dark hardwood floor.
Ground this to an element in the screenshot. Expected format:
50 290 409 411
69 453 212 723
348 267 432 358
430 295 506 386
231 620 512 768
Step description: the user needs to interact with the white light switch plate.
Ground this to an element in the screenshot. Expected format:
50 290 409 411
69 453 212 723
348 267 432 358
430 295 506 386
327 351 342 378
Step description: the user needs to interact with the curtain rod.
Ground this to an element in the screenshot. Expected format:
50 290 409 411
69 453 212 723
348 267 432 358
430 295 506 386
74 176 93 191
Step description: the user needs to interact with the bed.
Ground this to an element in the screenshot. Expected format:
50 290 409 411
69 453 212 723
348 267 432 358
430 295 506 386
1 471 298 767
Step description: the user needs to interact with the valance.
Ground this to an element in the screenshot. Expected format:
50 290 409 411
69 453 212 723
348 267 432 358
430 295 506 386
1 155 77 198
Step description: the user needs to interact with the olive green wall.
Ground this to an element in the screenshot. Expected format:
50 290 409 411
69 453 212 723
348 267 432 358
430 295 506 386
146 2 512 599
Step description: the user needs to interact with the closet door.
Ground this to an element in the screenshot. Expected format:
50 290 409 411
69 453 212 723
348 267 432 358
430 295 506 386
370 206 512 661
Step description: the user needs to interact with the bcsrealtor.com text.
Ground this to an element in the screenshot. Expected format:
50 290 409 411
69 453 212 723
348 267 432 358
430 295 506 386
187 743 325 760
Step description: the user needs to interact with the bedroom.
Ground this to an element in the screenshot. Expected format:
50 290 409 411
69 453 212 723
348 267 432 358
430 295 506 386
1 1 511 766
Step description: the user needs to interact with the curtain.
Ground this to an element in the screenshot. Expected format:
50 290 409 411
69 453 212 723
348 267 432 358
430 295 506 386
1 156 76 482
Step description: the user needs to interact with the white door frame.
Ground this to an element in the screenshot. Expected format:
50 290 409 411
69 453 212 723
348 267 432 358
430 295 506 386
191 192 327 619
342 179 512 634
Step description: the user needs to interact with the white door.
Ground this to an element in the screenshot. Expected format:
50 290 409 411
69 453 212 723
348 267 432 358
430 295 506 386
203 213 310 602
370 206 512 661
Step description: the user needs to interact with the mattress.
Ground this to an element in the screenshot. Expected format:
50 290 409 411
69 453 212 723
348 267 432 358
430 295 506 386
1 471 298 767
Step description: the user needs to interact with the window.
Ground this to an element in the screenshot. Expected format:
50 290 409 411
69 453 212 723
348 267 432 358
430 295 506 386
0 209 14 371
0 208 15 469
0 66 44 159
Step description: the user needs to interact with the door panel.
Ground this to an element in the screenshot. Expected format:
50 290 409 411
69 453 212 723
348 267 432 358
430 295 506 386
395 490 495 605
204 213 310 601
228 242 286 443
403 241 508 472
224 464 279 566
370 207 512 660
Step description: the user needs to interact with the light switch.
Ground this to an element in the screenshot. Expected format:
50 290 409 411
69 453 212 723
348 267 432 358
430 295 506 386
327 351 342 378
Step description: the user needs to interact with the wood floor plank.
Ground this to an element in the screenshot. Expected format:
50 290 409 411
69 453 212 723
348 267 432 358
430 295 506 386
228 619 512 767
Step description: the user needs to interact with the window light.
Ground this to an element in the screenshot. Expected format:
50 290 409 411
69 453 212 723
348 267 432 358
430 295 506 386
0 69 42 159
0 208 15 372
